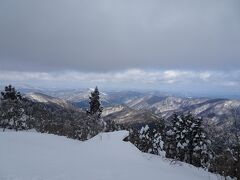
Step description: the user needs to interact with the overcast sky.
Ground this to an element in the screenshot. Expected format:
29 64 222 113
0 0 240 96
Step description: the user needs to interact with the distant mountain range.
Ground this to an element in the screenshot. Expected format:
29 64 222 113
23 90 240 129
102 105 160 127
24 92 77 110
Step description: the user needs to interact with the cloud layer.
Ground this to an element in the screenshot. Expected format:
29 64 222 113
0 0 240 71
0 69 239 96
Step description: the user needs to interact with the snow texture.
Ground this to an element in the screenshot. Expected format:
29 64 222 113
0 131 224 180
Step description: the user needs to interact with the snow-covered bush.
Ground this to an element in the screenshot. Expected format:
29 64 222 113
126 119 165 156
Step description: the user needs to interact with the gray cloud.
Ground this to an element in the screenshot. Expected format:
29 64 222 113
0 69 239 96
0 0 240 71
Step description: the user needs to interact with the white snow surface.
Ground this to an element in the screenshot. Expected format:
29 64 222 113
0 131 223 180
25 92 73 109
102 105 125 117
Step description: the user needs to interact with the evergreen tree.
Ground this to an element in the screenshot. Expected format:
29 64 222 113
152 119 165 156
0 85 26 131
82 87 105 139
184 113 195 164
166 112 212 168
165 113 189 161
175 113 189 162
165 113 178 159
87 86 103 118
127 119 165 156
191 117 212 168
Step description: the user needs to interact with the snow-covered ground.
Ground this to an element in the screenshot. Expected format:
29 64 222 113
0 131 224 180
102 105 125 117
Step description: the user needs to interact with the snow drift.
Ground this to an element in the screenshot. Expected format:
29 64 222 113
0 130 223 180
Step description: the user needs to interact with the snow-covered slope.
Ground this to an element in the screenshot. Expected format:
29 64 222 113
0 131 223 180
102 105 125 116
102 105 160 125
24 92 76 110
127 95 240 123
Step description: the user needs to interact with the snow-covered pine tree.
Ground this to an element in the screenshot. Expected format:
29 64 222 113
174 113 189 162
138 125 153 153
176 113 212 167
128 119 165 156
184 113 195 164
165 113 178 159
165 113 190 161
166 112 212 168
0 85 26 131
83 86 104 139
87 86 103 118
191 117 212 168
152 119 165 156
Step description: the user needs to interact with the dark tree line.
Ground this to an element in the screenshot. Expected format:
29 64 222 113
0 85 106 140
